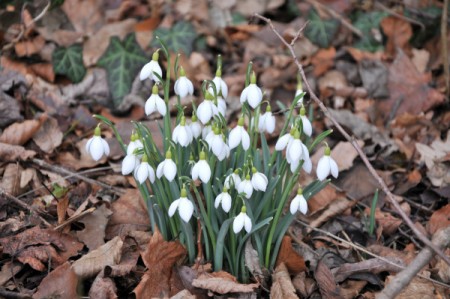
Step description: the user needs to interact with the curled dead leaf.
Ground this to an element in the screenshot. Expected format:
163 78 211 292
275 236 306 275
270 263 299 299
192 271 259 294
0 113 47 145
33 262 79 299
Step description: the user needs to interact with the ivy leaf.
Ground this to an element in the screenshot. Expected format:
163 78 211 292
304 9 340 48
352 11 388 52
97 33 148 107
151 21 197 55
52 44 86 83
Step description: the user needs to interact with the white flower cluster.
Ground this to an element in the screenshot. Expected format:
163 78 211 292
86 52 339 234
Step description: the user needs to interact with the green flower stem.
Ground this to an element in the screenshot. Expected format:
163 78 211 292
251 106 261 149
192 185 216 253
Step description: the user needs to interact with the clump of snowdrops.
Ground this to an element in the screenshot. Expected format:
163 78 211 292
86 41 338 282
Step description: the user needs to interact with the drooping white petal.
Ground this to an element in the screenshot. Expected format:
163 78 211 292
122 154 139 175
233 213 245 233
243 214 252 233
163 159 177 181
156 161 164 178
300 143 310 161
221 193 232 212
301 115 312 137
178 197 194 222
287 139 302 163
329 157 339 178
168 199 180 217
290 196 300 215
240 87 249 104
275 134 292 151
251 172 268 191
191 163 200 181
212 77 228 98
246 84 263 109
155 96 167 116
298 195 308 214
228 126 241 150
88 137 105 161
197 101 213 124
217 97 226 116
190 121 202 138
174 77 194 98
317 156 331 181
135 163 148 184
224 173 241 189
241 128 250 150
302 158 312 173
145 95 157 115
211 134 225 157
238 180 253 199
198 160 211 183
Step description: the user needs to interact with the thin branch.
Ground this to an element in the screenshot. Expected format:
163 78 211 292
377 226 450 298
253 13 450 267
442 0 449 99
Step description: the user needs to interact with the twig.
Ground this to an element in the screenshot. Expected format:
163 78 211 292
53 207 96 230
442 0 449 99
31 159 125 195
377 227 450 298
304 0 363 38
295 220 450 289
253 13 450 267
1 0 51 52
374 2 425 30
0 188 52 228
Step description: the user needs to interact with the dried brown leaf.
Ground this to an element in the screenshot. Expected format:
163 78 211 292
33 262 78 299
244 240 267 285
340 280 367 299
32 116 63 153
368 245 414 264
270 263 299 299
333 257 404 283
307 185 339 215
105 234 144 277
0 262 22 286
170 289 196 299
275 236 306 275
72 236 123 279
292 272 316 298
106 189 150 238
192 271 259 294
331 141 364 172
311 48 336 77
369 208 402 235
309 197 352 230
0 163 23 196
14 35 46 57
380 16 412 58
382 276 447 299
0 90 22 128
61 0 104 35
0 114 47 145
89 271 118 299
18 244 65 271
315 259 341 299
76 204 113 251
428 204 450 235
133 229 186 298
57 138 109 170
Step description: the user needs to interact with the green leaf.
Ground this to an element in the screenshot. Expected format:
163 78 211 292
352 11 388 52
97 33 148 107
151 21 197 55
304 9 340 48
52 44 86 83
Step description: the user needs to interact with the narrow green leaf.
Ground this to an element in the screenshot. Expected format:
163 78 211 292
97 33 147 107
214 218 233 271
52 44 86 83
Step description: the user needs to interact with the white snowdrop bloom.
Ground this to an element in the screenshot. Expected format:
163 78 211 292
233 207 252 234
192 151 211 183
251 168 268 192
86 126 110 161
302 157 312 173
209 69 228 98
214 188 232 213
289 189 308 215
217 96 227 116
127 134 144 156
206 128 226 158
122 154 140 175
299 107 312 137
172 116 193 147
224 171 241 190
286 133 303 165
217 143 230 161
140 51 162 82
168 188 194 223
317 146 339 181
174 67 194 98
275 128 296 151
156 151 177 181
189 115 202 139
240 72 263 109
237 175 253 199
258 106 276 134
145 85 166 116
134 155 155 184
228 117 250 150
202 123 212 139
197 92 219 124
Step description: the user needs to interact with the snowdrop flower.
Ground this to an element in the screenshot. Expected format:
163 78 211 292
217 142 230 161
237 175 253 199
286 130 303 164
206 127 226 158
168 188 194 223
156 150 177 181
317 146 339 181
197 91 219 124
140 51 162 82
290 188 308 215
275 128 296 151
240 72 262 109
233 206 252 234
224 170 241 190
172 116 193 147
145 85 166 116
251 167 268 192
299 107 312 137
127 133 143 156
174 67 194 98
189 114 202 139
86 125 110 161
228 117 250 150
134 154 155 184
217 95 227 116
208 68 228 98
214 188 232 213
122 153 140 175
258 105 276 134
191 151 211 183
